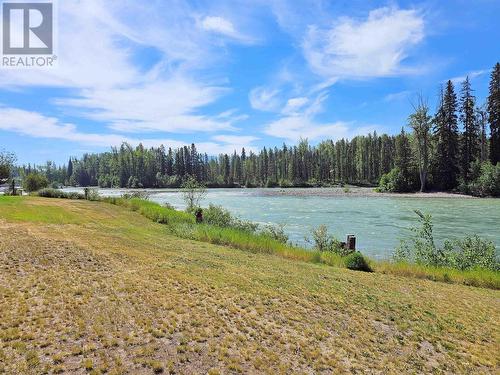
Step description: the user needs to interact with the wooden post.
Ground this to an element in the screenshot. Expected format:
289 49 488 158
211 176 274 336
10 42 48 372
346 235 356 251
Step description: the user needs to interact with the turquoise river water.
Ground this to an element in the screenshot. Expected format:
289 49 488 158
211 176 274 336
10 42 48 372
63 188 500 260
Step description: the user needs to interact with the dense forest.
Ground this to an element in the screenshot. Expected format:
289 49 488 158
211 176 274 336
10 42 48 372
16 63 500 195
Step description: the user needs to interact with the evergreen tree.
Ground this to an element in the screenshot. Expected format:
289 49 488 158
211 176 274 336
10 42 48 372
487 62 500 164
476 105 489 162
67 158 73 184
433 81 460 190
459 76 479 182
395 128 414 191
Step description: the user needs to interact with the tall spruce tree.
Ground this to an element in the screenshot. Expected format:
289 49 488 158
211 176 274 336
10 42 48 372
433 81 460 190
459 76 479 182
395 128 414 191
487 62 500 164
476 105 489 162
67 158 73 183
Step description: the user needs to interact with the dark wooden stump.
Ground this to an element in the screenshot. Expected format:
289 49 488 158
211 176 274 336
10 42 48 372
346 235 356 251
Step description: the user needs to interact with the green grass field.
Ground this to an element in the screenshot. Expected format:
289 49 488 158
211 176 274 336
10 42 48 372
0 196 499 374
103 196 500 289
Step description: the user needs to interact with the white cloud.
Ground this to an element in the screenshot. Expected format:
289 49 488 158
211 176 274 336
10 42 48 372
447 70 488 85
55 78 232 134
264 116 383 143
384 90 411 102
282 97 309 114
0 1 249 137
262 90 382 142
201 16 236 36
0 107 130 147
263 91 344 141
0 107 257 155
303 7 425 80
265 116 350 142
212 135 259 144
249 86 282 112
248 5 426 139
216 109 249 122
198 15 255 44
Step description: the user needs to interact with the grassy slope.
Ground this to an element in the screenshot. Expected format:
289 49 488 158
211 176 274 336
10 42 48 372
0 197 499 374
106 197 500 289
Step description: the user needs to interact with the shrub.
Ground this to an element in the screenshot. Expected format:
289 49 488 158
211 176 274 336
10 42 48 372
122 191 150 200
202 204 259 233
378 168 398 192
308 225 344 254
344 252 372 272
68 192 85 199
163 202 175 210
83 188 100 201
446 235 499 271
203 204 233 227
395 210 450 267
37 188 85 199
231 218 259 233
38 188 64 198
23 173 49 192
259 224 289 244
395 210 499 271
378 167 419 193
468 162 500 197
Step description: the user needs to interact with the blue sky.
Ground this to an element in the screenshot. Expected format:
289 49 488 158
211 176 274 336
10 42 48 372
0 0 499 165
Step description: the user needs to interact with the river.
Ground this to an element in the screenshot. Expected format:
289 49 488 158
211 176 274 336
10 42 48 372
62 187 500 259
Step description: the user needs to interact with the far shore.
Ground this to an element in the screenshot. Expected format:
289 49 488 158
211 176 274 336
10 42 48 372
255 187 477 198
55 185 481 199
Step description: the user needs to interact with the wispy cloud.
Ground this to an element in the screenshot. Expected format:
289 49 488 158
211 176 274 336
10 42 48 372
0 0 253 138
212 135 259 144
0 107 257 155
0 107 130 147
201 16 236 35
447 70 488 84
249 86 282 112
199 16 254 43
264 116 350 142
261 92 327 141
248 5 425 144
264 115 382 143
262 91 382 142
302 7 425 80
282 97 309 115
55 78 233 134
384 90 412 102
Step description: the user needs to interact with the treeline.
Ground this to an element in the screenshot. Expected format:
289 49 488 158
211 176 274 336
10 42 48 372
17 63 500 195
19 135 397 188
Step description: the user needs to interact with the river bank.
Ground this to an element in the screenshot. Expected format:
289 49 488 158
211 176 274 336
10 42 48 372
254 186 476 198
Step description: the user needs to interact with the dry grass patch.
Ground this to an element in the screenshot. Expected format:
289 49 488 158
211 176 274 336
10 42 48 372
0 197 499 374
